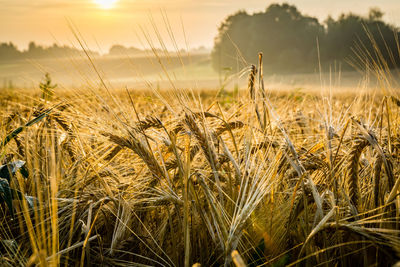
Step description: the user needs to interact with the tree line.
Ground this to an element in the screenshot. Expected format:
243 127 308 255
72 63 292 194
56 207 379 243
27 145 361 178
0 42 102 61
0 42 159 61
0 42 207 62
211 3 400 74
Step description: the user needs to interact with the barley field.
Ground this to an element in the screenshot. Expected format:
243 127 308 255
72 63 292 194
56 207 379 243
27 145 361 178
1 54 400 267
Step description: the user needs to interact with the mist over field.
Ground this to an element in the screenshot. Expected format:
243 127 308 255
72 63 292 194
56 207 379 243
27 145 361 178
1 3 400 90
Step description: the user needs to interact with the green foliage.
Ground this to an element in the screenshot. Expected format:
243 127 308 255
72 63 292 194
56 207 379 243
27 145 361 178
39 73 57 101
288 88 305 102
0 107 52 148
212 4 400 74
270 253 291 267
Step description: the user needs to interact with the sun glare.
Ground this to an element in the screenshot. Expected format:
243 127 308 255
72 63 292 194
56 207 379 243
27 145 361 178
94 0 118 9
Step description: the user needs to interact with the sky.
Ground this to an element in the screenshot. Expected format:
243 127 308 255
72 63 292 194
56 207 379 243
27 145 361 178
1 0 399 53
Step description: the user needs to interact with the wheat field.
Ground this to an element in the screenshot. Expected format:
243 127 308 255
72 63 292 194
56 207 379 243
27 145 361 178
1 57 400 267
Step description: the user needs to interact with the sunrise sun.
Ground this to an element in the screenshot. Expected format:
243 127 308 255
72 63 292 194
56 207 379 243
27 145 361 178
94 0 118 9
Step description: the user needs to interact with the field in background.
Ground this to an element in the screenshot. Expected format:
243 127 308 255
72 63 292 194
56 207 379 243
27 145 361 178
0 53 214 89
2 52 398 91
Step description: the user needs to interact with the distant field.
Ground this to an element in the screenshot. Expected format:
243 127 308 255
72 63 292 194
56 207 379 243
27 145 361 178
0 52 215 88
1 53 398 91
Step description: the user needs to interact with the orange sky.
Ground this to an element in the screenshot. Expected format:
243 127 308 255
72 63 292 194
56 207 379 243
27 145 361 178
1 0 399 52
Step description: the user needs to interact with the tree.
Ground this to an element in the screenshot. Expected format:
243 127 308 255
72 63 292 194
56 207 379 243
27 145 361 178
108 45 142 56
322 7 400 69
27 42 45 58
212 4 324 73
212 4 400 74
0 42 21 61
368 7 384 21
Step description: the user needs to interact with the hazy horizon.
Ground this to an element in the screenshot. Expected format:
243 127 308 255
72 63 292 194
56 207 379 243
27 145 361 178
1 0 400 53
